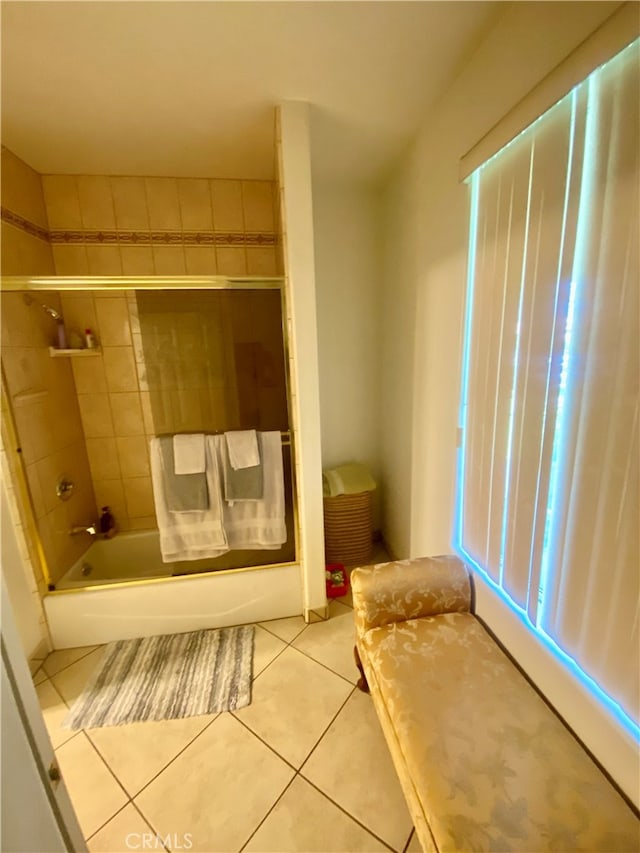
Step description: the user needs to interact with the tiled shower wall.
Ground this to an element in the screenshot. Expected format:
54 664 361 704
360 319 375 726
1 145 285 584
60 291 157 532
0 147 54 275
42 175 278 277
1 149 97 589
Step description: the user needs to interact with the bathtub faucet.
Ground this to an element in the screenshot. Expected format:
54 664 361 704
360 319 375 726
69 523 97 536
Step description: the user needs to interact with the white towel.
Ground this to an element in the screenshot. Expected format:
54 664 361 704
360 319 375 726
216 432 286 549
173 433 205 475
150 436 229 563
225 430 260 470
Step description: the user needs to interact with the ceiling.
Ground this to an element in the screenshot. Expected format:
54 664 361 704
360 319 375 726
1 1 497 184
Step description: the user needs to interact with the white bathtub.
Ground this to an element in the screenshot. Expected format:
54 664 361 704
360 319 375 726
45 528 304 648
56 529 296 589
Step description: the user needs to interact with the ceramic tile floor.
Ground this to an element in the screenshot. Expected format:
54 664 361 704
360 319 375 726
33 551 422 853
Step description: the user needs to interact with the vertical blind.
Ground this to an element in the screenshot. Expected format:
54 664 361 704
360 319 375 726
457 40 639 732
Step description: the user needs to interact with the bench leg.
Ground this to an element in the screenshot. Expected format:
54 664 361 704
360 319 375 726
354 645 370 694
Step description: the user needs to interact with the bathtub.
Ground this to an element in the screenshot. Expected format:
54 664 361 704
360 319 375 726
56 529 296 589
45 528 303 648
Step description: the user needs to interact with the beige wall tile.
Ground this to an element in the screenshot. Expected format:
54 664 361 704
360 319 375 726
123 476 154 517
2 293 55 348
42 175 82 230
130 331 144 364
86 437 121 481
242 181 275 232
145 178 182 230
111 177 149 230
94 297 131 346
78 394 114 438
216 247 247 276
31 235 56 275
14 403 54 465
61 295 97 340
152 246 186 275
211 180 244 231
86 246 122 276
2 148 49 229
178 179 213 231
0 222 22 275
92 479 128 526
116 436 150 478
246 247 277 276
110 392 144 436
52 245 89 276
184 247 217 275
71 356 108 394
120 246 155 276
127 299 140 334
78 176 116 230
140 392 155 434
25 462 46 519
1 224 53 276
103 347 138 393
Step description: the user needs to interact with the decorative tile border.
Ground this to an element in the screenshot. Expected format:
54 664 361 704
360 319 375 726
1 206 277 248
1 207 49 242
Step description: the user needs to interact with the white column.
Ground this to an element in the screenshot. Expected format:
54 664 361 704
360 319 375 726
278 102 327 617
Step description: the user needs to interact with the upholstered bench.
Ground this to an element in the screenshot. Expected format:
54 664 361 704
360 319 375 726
351 555 639 852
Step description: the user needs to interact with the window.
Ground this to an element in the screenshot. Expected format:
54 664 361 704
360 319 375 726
456 40 639 737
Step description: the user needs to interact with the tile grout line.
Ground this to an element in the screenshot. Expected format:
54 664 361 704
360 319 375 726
237 773 299 853
82 714 224 844
42 645 102 680
289 641 358 688
300 774 398 853
104 713 222 803
230 713 299 774
296 685 356 775
402 828 416 853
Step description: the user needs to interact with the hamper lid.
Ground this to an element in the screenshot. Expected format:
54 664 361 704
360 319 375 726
322 463 376 497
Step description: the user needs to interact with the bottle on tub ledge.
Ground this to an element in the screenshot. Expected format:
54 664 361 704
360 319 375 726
99 506 116 538
84 328 98 349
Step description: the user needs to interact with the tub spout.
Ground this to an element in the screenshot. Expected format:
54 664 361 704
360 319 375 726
70 523 97 536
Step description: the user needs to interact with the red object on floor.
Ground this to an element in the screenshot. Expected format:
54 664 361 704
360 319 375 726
325 563 348 598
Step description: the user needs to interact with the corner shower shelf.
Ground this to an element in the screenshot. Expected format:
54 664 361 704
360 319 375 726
48 347 102 357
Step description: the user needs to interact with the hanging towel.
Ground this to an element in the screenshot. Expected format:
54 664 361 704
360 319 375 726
159 438 209 512
225 430 260 470
173 433 206 474
150 436 229 563
216 432 286 548
322 463 376 497
222 441 264 502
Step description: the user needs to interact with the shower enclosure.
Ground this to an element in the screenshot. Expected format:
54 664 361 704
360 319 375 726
1 276 301 643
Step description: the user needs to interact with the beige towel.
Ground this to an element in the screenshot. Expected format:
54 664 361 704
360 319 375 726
225 430 260 469
150 436 229 563
173 433 205 474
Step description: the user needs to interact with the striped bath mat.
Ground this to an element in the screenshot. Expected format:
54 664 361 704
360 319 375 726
64 625 254 730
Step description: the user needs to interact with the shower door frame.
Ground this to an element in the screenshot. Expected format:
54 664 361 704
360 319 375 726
0 275 300 595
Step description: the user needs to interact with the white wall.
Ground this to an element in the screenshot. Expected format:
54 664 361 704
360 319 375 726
379 0 637 801
0 473 49 662
311 181 382 518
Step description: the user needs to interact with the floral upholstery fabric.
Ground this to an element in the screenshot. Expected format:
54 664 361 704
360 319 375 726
351 555 471 635
353 561 639 852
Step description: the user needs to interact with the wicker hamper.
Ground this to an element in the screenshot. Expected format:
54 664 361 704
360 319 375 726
323 490 373 566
